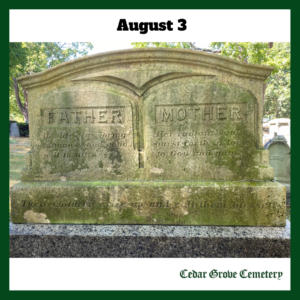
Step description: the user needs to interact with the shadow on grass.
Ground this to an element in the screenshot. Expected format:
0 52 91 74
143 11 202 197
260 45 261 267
9 138 29 213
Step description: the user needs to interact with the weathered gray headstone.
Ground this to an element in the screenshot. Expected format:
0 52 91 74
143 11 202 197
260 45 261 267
10 122 20 137
11 48 286 226
267 134 290 205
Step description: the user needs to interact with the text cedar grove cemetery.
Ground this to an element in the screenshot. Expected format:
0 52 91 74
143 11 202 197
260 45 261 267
117 19 187 34
180 269 284 280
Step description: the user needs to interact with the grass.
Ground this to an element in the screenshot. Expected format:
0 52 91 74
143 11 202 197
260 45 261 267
9 138 17 144
9 137 30 213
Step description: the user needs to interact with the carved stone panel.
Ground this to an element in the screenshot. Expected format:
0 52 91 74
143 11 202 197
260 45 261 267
23 88 138 181
143 77 262 180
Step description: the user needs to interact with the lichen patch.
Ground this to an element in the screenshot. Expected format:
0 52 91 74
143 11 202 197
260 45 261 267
23 210 50 223
150 167 164 174
180 186 192 198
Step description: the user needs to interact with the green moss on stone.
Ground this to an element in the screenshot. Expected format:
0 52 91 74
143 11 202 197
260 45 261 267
11 181 286 226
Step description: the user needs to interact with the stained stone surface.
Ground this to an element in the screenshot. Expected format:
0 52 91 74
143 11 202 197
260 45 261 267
9 220 290 258
11 181 286 226
11 48 286 226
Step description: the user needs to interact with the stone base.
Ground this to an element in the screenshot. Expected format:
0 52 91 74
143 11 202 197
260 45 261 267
9 221 290 258
277 181 290 206
11 181 286 226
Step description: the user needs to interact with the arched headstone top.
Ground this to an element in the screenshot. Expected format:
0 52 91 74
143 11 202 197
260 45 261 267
17 48 274 90
267 135 290 153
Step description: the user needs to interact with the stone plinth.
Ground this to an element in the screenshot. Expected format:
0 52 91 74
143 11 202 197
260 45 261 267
9 220 290 258
11 181 286 226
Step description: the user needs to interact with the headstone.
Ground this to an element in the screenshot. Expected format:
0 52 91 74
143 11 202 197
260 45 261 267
10 122 20 137
11 48 286 226
267 134 290 206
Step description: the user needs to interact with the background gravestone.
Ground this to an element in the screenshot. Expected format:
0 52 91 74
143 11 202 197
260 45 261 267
11 48 286 226
267 134 290 206
10 121 20 137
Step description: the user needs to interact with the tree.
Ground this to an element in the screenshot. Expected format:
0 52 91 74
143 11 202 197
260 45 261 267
9 43 29 121
264 69 290 118
9 42 94 122
131 42 290 119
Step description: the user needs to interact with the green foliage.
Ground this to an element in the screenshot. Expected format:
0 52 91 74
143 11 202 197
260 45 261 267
210 42 269 64
43 42 94 68
9 94 23 121
9 138 17 144
264 69 290 118
210 42 290 74
16 123 29 137
131 42 192 49
9 43 28 76
10 42 94 78
9 42 94 120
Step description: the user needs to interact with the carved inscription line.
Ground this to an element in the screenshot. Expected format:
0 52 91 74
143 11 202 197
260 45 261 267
21 200 284 210
270 155 284 161
41 130 132 159
22 200 93 208
155 103 246 124
42 106 125 125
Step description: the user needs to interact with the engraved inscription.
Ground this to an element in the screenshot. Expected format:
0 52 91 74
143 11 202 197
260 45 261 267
270 155 284 161
155 103 246 124
21 199 283 210
43 107 125 125
22 200 93 208
151 127 246 159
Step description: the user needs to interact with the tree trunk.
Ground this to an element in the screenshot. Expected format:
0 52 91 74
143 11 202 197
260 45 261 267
276 103 280 118
23 88 29 122
262 43 274 114
12 77 29 123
